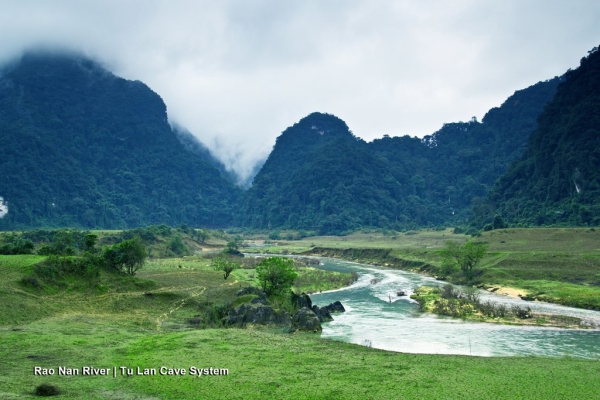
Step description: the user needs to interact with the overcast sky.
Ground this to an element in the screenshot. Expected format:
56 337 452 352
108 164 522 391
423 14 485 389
1 1 599 182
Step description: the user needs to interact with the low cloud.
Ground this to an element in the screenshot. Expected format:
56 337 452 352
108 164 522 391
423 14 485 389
1 1 599 182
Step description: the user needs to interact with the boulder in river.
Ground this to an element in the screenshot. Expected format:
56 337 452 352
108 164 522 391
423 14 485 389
323 301 346 313
312 305 334 322
290 307 322 333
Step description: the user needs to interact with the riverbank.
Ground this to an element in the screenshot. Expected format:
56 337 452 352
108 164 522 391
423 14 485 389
410 285 596 329
245 228 600 311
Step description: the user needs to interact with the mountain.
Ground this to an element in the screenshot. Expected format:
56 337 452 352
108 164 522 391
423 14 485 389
240 77 561 234
171 124 234 182
0 52 240 229
477 46 600 227
239 113 397 233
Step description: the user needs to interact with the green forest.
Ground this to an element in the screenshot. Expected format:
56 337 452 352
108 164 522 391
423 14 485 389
0 54 240 230
478 46 600 227
0 47 598 234
240 76 560 234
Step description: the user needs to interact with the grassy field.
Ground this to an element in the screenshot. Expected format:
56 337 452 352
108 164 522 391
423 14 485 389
1 229 600 399
3 317 600 399
247 228 600 310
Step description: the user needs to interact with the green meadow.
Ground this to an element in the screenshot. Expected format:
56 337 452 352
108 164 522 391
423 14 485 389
1 228 600 398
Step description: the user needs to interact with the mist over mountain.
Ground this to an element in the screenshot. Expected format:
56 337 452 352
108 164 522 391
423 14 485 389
239 76 561 234
477 46 600 227
0 52 240 229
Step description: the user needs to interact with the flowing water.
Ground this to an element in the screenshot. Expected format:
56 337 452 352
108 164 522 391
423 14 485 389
302 256 600 359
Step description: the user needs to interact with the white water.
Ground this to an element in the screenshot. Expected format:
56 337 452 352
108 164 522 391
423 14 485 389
306 257 600 359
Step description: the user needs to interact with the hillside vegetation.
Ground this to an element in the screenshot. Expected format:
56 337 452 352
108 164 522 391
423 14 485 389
479 46 600 227
240 77 560 234
0 53 240 230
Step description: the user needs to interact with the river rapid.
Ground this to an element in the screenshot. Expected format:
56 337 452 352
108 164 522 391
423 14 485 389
300 256 600 359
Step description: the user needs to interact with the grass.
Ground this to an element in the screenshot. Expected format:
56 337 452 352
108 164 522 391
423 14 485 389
2 229 600 399
293 266 358 294
2 317 600 399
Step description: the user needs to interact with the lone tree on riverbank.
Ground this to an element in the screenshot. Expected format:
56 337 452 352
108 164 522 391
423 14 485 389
439 241 487 280
256 257 297 296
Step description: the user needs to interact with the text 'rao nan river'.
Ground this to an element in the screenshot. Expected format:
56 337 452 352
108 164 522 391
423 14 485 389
33 366 229 378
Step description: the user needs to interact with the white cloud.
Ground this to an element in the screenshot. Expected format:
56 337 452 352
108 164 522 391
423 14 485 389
1 0 599 182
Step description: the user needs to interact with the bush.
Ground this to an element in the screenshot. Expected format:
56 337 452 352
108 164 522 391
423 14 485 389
441 284 461 299
33 254 101 284
202 303 229 327
453 226 465 234
168 235 190 256
34 383 60 396
20 276 42 289
0 237 34 254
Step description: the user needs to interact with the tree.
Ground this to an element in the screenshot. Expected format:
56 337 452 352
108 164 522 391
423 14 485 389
196 229 209 243
492 214 507 230
439 241 488 280
103 236 147 276
222 238 243 257
212 256 239 280
84 233 98 253
168 235 189 256
255 257 298 296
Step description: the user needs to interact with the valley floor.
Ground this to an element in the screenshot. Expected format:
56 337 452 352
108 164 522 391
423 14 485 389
247 228 600 311
1 228 600 399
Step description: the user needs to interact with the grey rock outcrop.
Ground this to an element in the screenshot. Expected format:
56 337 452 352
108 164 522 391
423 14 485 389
291 292 312 309
311 305 333 322
226 303 290 327
236 287 265 297
290 307 322 333
323 301 345 313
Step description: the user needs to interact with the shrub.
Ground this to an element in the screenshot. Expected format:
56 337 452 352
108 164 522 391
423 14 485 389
34 383 60 396
203 303 229 327
441 284 461 299
20 276 42 289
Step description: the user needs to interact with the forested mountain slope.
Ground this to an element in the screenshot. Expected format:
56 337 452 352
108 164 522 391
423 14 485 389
240 76 561 234
478 46 600 227
0 53 240 229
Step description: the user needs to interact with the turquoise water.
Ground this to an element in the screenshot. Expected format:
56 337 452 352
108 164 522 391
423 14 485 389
305 256 600 359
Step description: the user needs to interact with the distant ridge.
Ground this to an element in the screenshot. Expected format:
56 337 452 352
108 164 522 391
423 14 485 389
239 77 561 234
478 46 600 227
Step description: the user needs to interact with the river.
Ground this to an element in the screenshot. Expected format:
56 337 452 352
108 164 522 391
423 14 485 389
303 256 600 359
